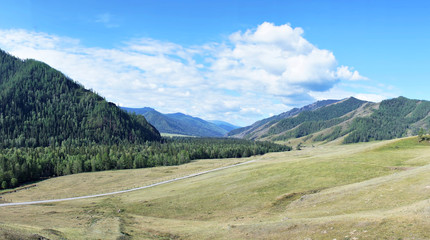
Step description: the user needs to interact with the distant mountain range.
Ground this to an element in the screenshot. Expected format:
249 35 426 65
228 99 340 139
207 120 241 132
122 107 240 137
2 47 429 146
229 96 430 144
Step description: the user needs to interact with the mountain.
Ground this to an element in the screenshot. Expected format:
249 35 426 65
119 107 155 115
208 120 241 132
228 99 340 139
0 49 160 148
229 96 430 144
343 96 430 143
122 107 230 137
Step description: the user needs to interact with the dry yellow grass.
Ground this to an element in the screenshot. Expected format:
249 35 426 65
1 157 249 202
1 137 430 239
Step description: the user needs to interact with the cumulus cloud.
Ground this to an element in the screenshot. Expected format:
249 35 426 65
0 23 376 125
309 83 397 103
336 65 368 81
209 22 367 100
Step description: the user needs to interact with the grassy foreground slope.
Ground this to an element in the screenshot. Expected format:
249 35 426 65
1 138 430 239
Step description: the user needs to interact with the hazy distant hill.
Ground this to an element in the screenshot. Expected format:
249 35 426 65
122 107 233 137
208 120 241 132
0 49 160 148
229 96 430 143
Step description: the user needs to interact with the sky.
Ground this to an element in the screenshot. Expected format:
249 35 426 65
0 0 429 126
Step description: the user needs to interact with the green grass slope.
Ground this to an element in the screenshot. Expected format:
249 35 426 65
1 137 430 239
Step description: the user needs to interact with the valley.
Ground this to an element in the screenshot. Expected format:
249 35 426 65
122 107 240 137
1 2 430 239
2 137 430 239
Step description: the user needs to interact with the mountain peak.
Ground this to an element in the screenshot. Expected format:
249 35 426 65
0 50 161 147
229 96 430 144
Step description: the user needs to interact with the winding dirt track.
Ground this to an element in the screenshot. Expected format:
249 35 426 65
0 160 255 207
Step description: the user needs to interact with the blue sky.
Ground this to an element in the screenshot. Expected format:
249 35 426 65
0 0 429 126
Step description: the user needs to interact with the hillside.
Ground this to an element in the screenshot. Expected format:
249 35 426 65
122 107 232 137
230 96 430 144
228 99 340 139
268 97 368 141
344 96 430 143
208 120 241 132
0 49 291 190
2 137 430 239
0 49 161 147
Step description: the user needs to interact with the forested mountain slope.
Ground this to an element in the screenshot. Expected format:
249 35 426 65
0 49 160 148
229 96 430 144
344 97 430 143
0 49 291 190
268 97 368 141
122 107 230 137
228 99 340 139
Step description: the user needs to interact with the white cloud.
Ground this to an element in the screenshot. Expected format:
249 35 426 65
96 13 111 23
309 83 396 103
0 23 378 126
336 65 368 81
354 93 388 103
95 12 119 28
208 22 367 100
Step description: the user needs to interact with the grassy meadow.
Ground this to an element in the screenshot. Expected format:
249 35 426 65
1 137 430 239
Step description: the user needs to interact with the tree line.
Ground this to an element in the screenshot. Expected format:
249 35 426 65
0 137 291 189
418 128 430 142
